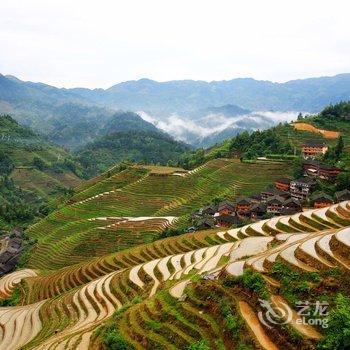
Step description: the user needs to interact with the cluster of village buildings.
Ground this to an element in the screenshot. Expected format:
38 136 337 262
0 229 24 275
192 139 349 229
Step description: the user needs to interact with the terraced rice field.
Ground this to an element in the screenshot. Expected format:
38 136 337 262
1 200 350 349
26 159 291 270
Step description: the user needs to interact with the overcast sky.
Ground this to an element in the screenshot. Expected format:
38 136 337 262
1 0 349 88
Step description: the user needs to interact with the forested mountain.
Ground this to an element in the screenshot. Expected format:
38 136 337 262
75 128 190 178
71 73 350 114
1 73 350 149
179 101 350 172
0 115 83 227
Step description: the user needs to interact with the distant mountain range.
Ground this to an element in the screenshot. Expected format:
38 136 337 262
70 73 350 114
1 73 350 148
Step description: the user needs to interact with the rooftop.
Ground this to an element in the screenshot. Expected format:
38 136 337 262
216 214 240 224
335 189 350 199
275 177 291 185
303 159 341 171
266 195 285 205
291 177 316 185
312 192 333 202
302 140 327 148
236 197 252 205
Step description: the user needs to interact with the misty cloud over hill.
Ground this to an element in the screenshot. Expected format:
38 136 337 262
0 73 349 148
139 110 301 147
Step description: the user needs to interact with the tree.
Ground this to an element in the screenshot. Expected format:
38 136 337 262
0 151 14 176
336 172 350 191
32 157 46 171
334 136 344 160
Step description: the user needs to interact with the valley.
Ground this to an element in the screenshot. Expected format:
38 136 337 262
0 88 350 350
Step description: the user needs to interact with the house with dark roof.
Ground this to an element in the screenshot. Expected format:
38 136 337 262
303 160 342 179
312 192 334 208
290 177 316 200
274 178 291 192
335 189 350 202
266 196 285 213
200 205 218 216
281 198 302 215
215 214 241 228
236 198 252 216
261 185 290 202
217 201 235 215
250 193 262 203
301 140 328 159
250 203 267 220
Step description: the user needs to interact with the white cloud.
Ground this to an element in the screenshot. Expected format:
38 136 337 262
0 0 349 88
138 110 301 144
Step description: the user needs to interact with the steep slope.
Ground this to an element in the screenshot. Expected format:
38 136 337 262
1 200 350 349
0 115 83 227
74 114 190 177
0 115 82 193
25 159 291 270
180 101 350 170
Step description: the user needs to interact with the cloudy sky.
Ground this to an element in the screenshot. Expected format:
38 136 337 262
1 0 349 88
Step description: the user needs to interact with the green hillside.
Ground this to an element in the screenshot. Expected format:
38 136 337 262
179 101 350 170
2 188 350 349
0 115 83 227
26 158 291 270
74 129 190 178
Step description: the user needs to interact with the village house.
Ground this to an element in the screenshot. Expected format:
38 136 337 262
335 189 350 202
236 198 252 216
250 203 267 220
217 201 235 215
312 193 334 208
215 214 241 228
261 185 290 202
281 198 302 215
274 178 291 192
250 193 262 203
301 140 328 159
290 177 316 200
200 205 218 216
303 160 342 180
266 196 285 214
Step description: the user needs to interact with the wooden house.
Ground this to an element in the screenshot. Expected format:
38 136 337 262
236 198 252 216
312 193 334 208
335 189 350 202
266 196 285 214
303 160 342 180
217 201 235 215
274 178 291 192
301 140 328 159
215 214 240 228
250 203 267 220
290 177 316 200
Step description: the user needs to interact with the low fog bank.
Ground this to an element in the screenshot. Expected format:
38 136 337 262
138 110 307 147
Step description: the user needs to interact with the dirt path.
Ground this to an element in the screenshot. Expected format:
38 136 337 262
293 122 339 139
271 295 322 339
239 301 279 350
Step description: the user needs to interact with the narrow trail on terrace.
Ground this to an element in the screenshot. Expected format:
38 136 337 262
239 301 279 350
271 295 322 340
